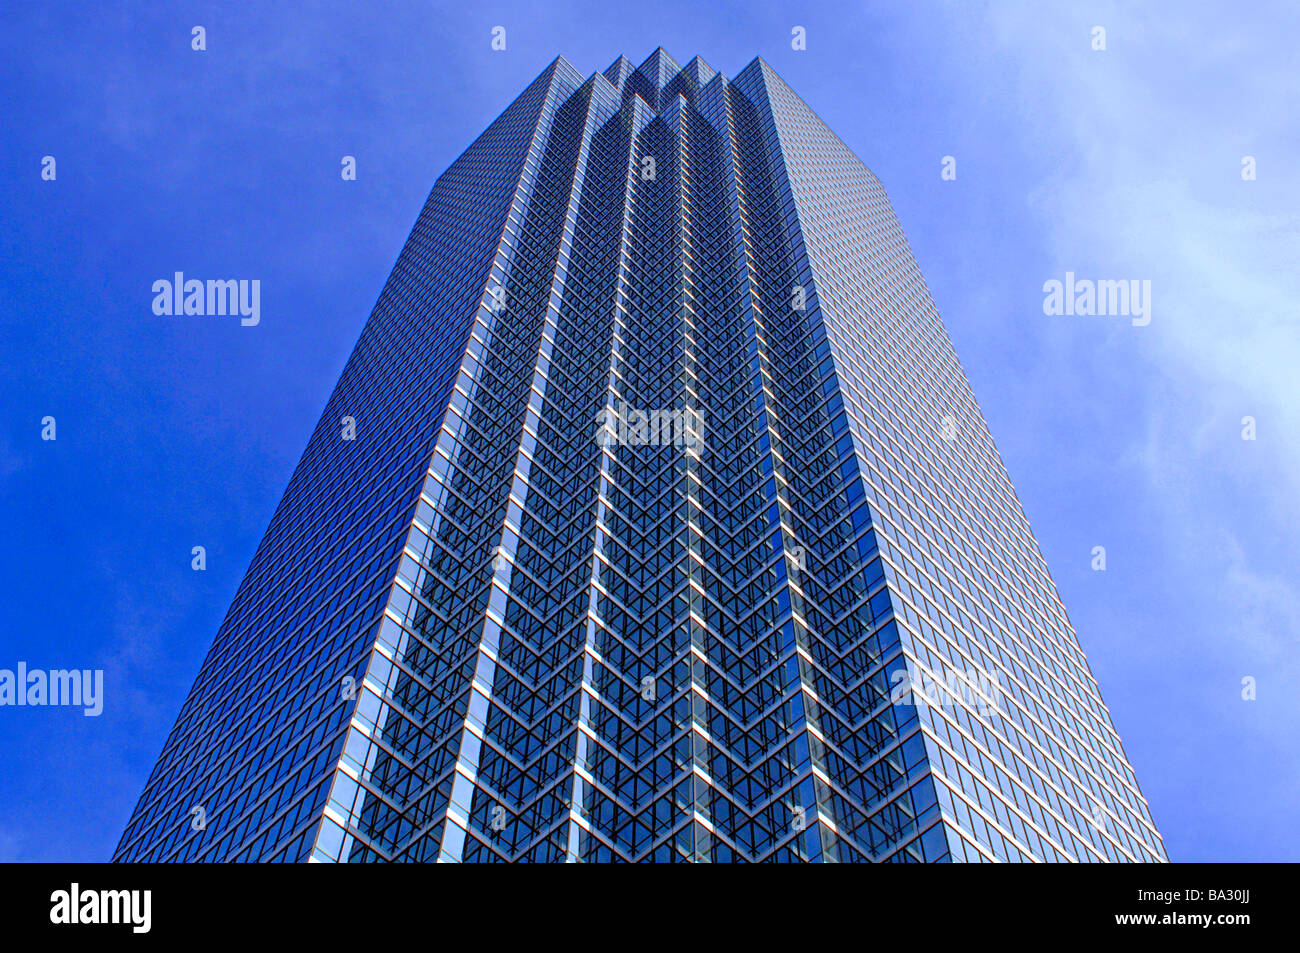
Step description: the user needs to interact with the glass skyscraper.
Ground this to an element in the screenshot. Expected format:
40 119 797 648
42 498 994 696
115 50 1166 863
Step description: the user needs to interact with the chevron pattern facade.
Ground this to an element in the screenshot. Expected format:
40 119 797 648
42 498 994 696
115 50 1166 863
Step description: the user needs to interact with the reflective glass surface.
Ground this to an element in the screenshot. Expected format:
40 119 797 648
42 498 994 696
116 51 1166 864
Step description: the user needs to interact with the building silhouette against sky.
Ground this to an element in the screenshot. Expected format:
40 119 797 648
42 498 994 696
115 50 1167 863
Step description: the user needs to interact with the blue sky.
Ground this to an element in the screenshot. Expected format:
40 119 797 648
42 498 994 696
1 1 1295 862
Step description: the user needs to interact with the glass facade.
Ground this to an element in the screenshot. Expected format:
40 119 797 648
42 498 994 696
115 50 1166 863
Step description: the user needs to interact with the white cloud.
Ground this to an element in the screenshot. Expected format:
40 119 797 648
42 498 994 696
982 3 1300 501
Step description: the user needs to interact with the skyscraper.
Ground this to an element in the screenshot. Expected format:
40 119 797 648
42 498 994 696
115 50 1166 863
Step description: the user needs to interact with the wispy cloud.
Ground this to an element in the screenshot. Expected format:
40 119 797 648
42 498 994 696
983 2 1300 498
961 0 1300 858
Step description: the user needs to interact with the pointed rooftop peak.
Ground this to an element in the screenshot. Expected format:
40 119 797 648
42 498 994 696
680 55 716 85
635 47 682 90
603 55 634 89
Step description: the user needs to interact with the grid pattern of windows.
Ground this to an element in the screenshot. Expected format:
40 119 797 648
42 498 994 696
117 50 1165 863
